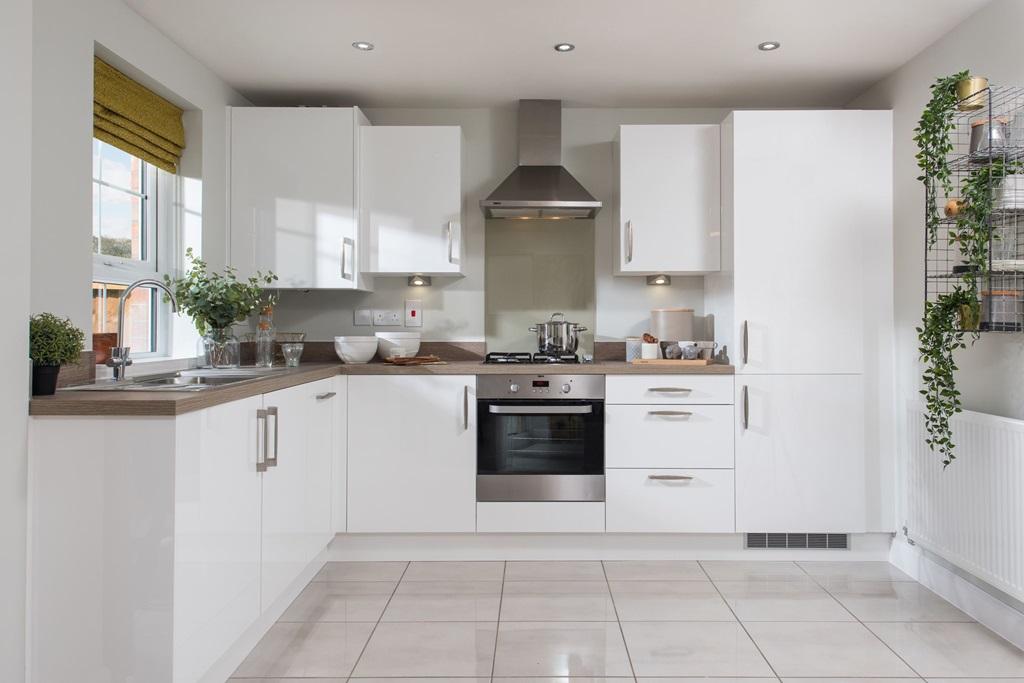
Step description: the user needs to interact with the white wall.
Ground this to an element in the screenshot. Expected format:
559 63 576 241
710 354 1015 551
270 106 726 343
849 0 1024 525
31 0 249 336
1 1 32 679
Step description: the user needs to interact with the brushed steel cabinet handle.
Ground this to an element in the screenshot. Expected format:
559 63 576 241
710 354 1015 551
341 238 352 280
266 406 279 467
463 385 469 430
316 391 337 400
741 385 749 430
742 320 749 365
256 408 268 472
648 387 692 393
648 474 694 482
447 221 455 264
648 410 693 417
625 220 634 263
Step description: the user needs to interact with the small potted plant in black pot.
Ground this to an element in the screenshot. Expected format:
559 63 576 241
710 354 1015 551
29 313 85 396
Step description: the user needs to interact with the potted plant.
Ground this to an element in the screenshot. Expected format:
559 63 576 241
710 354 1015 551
914 69 969 243
165 248 277 368
29 313 85 396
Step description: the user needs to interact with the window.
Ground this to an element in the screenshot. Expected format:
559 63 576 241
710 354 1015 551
92 138 174 357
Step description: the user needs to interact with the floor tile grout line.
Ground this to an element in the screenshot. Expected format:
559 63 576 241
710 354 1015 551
696 559 782 682
794 560 928 681
601 559 639 683
345 560 411 678
489 560 506 680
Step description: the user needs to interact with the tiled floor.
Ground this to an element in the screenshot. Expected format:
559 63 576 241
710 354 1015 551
230 560 1024 681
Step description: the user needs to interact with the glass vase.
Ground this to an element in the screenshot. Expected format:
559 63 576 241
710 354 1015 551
204 328 241 369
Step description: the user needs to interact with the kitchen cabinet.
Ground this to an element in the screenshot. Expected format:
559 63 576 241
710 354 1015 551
605 374 734 405
606 469 735 533
332 375 349 533
476 502 605 533
28 378 338 683
615 124 721 275
228 106 373 290
348 375 476 532
361 125 464 275
605 404 734 469
714 110 893 374
260 379 335 610
734 374 866 532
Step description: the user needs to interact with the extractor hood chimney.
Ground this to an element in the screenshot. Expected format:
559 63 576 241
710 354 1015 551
480 100 602 220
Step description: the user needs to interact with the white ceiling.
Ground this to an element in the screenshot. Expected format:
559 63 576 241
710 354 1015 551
124 0 989 108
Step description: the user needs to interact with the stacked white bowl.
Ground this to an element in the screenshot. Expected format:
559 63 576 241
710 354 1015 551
375 331 421 360
334 336 378 364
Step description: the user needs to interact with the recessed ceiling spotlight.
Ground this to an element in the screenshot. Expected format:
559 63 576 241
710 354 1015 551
352 41 375 51
758 41 781 51
554 43 575 53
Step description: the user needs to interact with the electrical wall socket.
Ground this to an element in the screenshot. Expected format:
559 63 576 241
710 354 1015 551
405 299 422 327
354 309 373 326
372 309 402 326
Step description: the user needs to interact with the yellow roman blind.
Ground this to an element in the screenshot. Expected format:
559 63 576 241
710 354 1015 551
93 57 185 174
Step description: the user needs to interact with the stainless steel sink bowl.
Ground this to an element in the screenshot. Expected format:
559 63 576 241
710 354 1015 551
64 368 288 392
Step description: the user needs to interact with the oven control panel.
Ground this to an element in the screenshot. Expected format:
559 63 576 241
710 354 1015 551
477 374 605 400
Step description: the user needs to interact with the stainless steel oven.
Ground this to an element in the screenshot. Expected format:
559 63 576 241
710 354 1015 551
476 374 604 502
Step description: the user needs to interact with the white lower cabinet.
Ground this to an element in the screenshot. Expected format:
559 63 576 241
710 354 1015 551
477 502 605 533
605 374 734 405
348 375 476 532
606 404 733 468
734 374 866 532
260 379 335 610
606 469 735 533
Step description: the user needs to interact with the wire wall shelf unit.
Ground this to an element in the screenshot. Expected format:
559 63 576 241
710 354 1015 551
926 84 1024 332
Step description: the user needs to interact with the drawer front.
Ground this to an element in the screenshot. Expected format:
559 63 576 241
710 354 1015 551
476 502 605 533
606 404 734 468
606 375 734 405
606 469 735 533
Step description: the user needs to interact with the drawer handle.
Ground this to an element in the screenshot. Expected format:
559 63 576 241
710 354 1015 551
648 410 692 417
648 474 694 482
316 391 337 400
648 387 691 393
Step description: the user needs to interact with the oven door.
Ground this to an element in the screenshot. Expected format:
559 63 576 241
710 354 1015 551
477 399 605 502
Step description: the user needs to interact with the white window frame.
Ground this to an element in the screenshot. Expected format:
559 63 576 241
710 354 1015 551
92 139 179 360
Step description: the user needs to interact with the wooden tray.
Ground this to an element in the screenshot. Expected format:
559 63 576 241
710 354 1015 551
629 358 714 366
383 355 446 366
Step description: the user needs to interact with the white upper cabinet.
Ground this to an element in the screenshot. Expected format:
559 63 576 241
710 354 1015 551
722 110 893 374
615 124 721 275
347 375 476 532
734 374 866 532
229 106 372 290
360 126 464 275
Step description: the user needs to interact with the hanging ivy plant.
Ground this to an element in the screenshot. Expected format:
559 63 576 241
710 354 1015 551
914 70 969 245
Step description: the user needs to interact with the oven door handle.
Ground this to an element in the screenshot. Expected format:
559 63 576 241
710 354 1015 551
488 405 594 415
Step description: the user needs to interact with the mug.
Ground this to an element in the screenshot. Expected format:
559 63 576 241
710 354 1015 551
641 342 661 360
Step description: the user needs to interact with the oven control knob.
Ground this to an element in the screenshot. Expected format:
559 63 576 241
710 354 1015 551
561 383 572 394
509 383 520 393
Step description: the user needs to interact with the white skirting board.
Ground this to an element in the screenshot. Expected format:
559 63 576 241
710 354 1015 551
891 537 1024 650
326 532 894 561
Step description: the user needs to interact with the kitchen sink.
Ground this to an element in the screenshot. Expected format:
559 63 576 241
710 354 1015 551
64 367 288 392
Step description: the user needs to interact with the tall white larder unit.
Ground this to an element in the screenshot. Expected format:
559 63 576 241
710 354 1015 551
228 106 373 290
707 110 894 533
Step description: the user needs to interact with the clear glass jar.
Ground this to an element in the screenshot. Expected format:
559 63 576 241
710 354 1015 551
256 306 275 368
204 328 241 369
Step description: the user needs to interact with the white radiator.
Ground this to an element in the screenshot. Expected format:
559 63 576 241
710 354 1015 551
908 405 1024 602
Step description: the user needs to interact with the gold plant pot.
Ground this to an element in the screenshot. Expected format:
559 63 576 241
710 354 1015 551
956 76 989 112
958 302 981 331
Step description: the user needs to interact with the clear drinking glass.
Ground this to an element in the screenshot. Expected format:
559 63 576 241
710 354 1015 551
281 342 304 367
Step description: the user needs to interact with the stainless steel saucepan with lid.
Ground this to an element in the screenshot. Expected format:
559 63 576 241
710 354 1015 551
529 312 588 354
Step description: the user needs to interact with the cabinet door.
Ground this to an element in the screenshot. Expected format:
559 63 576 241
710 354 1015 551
348 375 476 532
229 107 371 290
617 124 720 274
173 396 262 682
734 374 866 532
361 126 463 275
260 379 335 610
606 469 735 533
730 110 891 373
332 375 349 533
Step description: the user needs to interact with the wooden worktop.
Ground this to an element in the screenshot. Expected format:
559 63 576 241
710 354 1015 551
29 361 734 417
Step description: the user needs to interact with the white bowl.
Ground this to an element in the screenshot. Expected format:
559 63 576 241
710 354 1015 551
375 332 421 359
334 336 378 364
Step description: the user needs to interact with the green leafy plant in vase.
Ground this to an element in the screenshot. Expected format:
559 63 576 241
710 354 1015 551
29 313 85 395
165 248 277 368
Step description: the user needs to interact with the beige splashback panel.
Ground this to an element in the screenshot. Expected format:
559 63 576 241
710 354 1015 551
485 219 596 354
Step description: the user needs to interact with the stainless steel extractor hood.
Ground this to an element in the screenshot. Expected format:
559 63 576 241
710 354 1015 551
481 100 602 220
